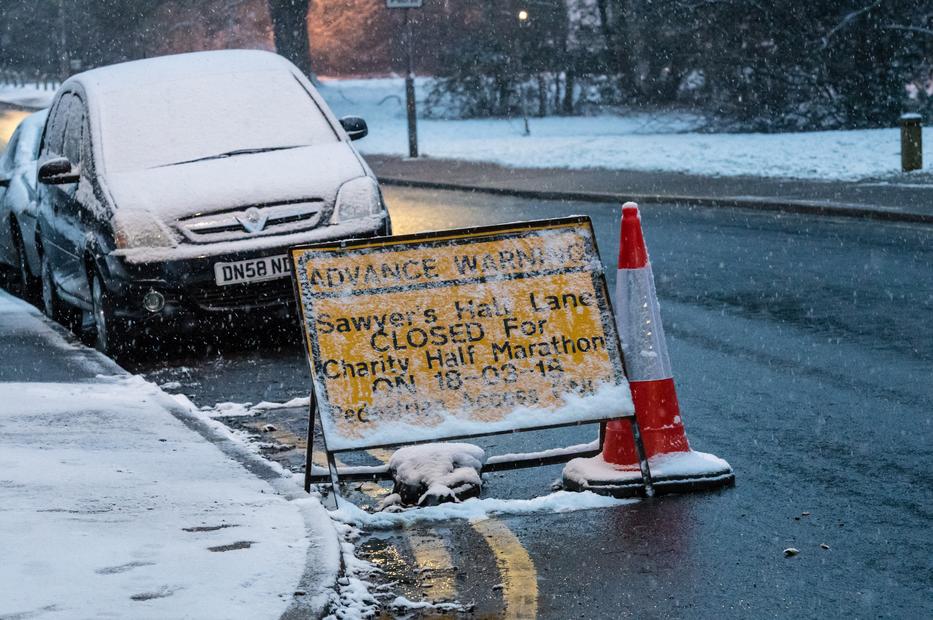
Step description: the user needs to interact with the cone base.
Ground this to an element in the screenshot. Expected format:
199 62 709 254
562 451 735 498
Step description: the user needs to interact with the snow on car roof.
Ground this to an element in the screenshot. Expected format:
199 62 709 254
62 50 342 174
67 49 294 94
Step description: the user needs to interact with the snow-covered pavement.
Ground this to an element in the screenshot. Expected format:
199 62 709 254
0 292 339 619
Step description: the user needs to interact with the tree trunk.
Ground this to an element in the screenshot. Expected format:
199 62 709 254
622 0 650 99
595 0 615 73
537 74 548 116
563 70 575 114
554 72 562 113
267 0 313 79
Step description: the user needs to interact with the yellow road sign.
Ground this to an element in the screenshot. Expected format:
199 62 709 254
290 217 634 452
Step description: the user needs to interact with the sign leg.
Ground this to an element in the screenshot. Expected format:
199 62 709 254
326 450 342 510
303 390 317 493
629 417 655 497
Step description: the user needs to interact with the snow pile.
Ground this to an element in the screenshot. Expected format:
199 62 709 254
319 76 932 181
563 450 732 485
335 491 636 529
389 596 473 614
198 395 311 418
383 443 486 508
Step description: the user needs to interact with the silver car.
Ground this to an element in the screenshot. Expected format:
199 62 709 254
0 108 49 298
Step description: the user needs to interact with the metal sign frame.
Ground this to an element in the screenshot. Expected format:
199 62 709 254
289 217 654 503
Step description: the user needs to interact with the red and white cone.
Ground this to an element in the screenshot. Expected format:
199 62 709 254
563 203 734 497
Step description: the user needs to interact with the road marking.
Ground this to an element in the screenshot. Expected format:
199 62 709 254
367 448 396 463
363 449 462 608
407 531 458 603
0 110 30 146
472 518 538 619
246 417 540 618
245 422 307 451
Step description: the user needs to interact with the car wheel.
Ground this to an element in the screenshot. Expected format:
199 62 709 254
91 273 129 355
13 228 37 302
40 251 78 327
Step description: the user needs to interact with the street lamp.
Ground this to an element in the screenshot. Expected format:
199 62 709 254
517 8 530 135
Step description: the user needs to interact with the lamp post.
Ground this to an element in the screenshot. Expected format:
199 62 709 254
386 1 422 158
517 8 530 136
404 8 418 158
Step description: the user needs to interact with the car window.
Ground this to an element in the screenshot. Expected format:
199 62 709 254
41 93 71 161
63 96 86 167
98 69 338 172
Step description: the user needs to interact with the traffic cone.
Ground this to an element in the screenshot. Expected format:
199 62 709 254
603 202 689 464
563 203 734 496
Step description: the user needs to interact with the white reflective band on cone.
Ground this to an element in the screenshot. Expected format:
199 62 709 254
615 264 673 381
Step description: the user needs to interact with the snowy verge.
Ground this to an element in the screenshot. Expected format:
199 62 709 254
0 83 55 109
320 77 931 182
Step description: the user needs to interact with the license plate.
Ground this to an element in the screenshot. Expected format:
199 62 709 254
214 254 291 286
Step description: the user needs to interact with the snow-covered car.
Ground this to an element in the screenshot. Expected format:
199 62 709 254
34 50 390 353
0 108 49 298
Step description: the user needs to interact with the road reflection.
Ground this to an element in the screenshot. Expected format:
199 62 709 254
0 109 30 146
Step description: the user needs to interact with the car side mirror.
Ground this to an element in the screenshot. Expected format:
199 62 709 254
340 116 368 141
38 157 79 185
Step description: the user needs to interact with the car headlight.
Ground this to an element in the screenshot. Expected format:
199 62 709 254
331 177 383 224
113 210 175 249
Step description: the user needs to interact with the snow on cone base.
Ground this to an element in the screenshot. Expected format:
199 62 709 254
562 451 735 498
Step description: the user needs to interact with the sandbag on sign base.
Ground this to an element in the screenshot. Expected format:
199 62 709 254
562 451 735 498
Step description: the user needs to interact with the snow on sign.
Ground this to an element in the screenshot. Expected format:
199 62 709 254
290 217 636 455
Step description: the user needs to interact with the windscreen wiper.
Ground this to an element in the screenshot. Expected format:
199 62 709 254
157 145 306 168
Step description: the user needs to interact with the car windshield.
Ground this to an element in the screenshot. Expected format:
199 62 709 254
98 70 337 173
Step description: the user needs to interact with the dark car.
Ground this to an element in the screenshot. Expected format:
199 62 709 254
0 108 48 298
35 50 390 354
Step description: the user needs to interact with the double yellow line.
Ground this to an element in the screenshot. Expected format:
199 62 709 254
248 420 539 618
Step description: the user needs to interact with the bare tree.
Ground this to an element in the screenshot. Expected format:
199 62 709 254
267 0 313 78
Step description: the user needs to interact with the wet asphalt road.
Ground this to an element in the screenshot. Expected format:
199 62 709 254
126 186 932 618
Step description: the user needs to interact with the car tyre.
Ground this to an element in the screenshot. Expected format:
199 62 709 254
13 227 38 302
40 251 76 326
91 272 130 355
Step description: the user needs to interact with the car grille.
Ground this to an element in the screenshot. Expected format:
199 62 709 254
177 199 325 243
190 277 296 311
